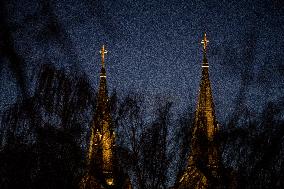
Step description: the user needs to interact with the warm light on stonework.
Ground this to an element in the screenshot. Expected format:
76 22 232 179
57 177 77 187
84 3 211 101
103 136 113 171
175 34 221 189
106 178 114 185
81 45 132 189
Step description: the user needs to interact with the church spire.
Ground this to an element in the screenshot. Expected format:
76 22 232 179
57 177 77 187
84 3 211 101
173 34 229 189
190 33 219 169
194 33 217 142
174 33 222 189
82 45 115 188
80 46 133 189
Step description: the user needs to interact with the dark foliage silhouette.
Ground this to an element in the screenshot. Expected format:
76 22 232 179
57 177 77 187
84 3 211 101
0 63 283 188
0 4 283 186
0 64 95 189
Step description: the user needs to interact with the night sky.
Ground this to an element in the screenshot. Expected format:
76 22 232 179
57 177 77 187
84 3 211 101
0 0 283 122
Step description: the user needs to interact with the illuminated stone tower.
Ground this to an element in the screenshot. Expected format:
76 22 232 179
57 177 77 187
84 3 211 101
175 34 222 189
81 45 115 188
81 45 132 189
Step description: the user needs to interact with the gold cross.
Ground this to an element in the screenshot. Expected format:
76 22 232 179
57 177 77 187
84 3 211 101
100 45 108 67
201 33 209 51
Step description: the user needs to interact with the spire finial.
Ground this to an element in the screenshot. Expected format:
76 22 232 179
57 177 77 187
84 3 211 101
100 45 108 68
201 33 209 66
201 33 209 52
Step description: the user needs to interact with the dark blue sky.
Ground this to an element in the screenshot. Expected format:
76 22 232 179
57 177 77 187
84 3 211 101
0 0 283 122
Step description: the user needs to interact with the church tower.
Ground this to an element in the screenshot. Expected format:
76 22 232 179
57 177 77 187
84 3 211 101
175 34 222 189
81 45 116 189
191 33 220 172
81 45 132 189
90 45 115 186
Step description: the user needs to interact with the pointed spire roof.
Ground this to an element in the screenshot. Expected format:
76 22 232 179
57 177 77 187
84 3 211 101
84 45 132 188
194 33 218 142
95 45 110 123
175 34 223 188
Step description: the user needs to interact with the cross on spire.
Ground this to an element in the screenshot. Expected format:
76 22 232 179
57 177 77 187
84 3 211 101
201 33 209 52
100 45 108 67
